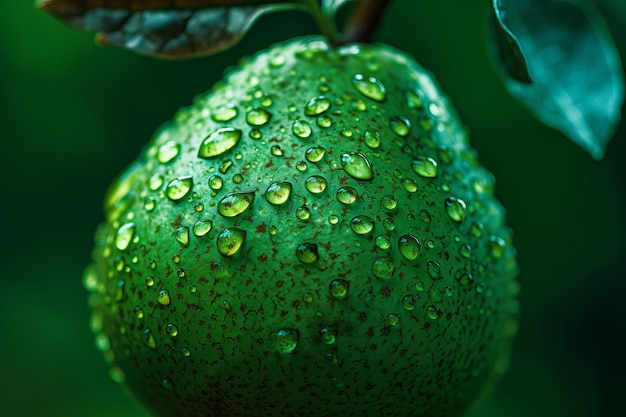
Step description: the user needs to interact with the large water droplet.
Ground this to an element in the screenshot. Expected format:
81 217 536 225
175 227 189 246
217 228 246 257
211 104 238 122
381 195 398 211
292 119 312 138
445 197 467 222
265 182 292 205
372 257 395 279
329 279 349 299
218 191 255 217
341 152 373 181
426 305 442 320
305 96 331 116
336 186 358 204
350 216 374 235
305 146 326 162
246 107 272 126
157 289 171 306
398 234 421 260
352 74 386 102
198 128 242 159
296 242 318 263
411 156 438 178
192 220 212 237
427 260 442 280
296 205 311 221
156 141 180 164
305 175 328 194
389 116 411 137
166 176 193 202
115 222 136 251
363 130 380 149
270 328 299 353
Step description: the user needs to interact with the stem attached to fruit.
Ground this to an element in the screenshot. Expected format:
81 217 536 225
338 0 393 44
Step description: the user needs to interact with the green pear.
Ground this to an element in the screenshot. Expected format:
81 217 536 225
84 36 519 417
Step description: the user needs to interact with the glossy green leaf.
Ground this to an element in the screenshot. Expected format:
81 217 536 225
38 0 306 59
488 0 624 159
490 0 531 84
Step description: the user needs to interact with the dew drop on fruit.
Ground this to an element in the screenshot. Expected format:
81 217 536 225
249 129 262 140
381 195 398 211
305 96 331 116
181 347 191 357
489 236 506 259
217 228 246 257
156 140 180 164
352 74 386 102
363 130 380 148
320 327 337 344
411 156 438 178
398 234 421 260
218 191 255 217
270 328 299 353
157 289 171 306
459 244 472 258
402 294 417 310
305 146 326 162
211 104 238 122
198 128 243 159
372 257 395 279
82 265 99 293
148 173 164 191
317 115 332 128
108 366 126 384
426 305 442 320
115 280 125 301
208 175 224 191
296 242 318 263
296 161 308 172
341 152 373 181
328 214 339 225
265 181 292 205
246 107 272 126
456 271 474 285
350 215 374 235
145 276 154 287
134 306 144 319
383 217 395 231
94 333 110 352
271 145 283 156
419 210 432 223
445 197 467 222
429 285 443 302
329 279 349 299
387 313 401 326
405 88 424 110
115 222 136 251
375 234 391 250
143 198 156 212
427 260 442 280
143 328 157 349
305 175 328 194
389 116 411 137
166 323 179 337
292 119 313 138
402 178 418 193
336 186 358 204
175 227 189 247
296 205 311 221
166 176 193 202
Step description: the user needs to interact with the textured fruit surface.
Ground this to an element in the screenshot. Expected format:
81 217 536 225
84 36 519 417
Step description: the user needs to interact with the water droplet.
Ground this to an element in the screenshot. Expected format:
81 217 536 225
192 220 212 237
271 145 283 156
265 182 292 205
419 210 432 222
402 294 417 310
218 191 255 217
305 175 328 194
292 119 312 138
336 186 358 204
134 306 144 319
108 366 126 384
459 244 472 258
341 152 373 181
429 285 443 302
296 161 308 172
305 96 331 116
249 129 262 139
489 236 506 259
406 89 424 109
329 279 349 299
456 271 474 285
375 234 391 250
166 323 179 337
296 243 318 263
157 289 171 306
143 328 157 349
426 305 442 320
305 146 326 162
411 156 438 178
445 197 467 222
198 128 242 159
148 173 164 191
270 328 299 353
175 227 189 246
328 214 339 225
403 178 418 193
320 327 337 344
166 176 193 202
156 141 180 164
350 216 374 235
382 217 395 231
389 116 411 137
143 198 156 212
427 260 442 280
387 313 401 326
317 115 332 128
372 257 395 279
352 74 386 102
363 130 380 148
246 107 272 126
115 222 136 251
217 228 246 257
398 234 421 260
296 205 311 221
381 195 397 211
94 333 110 352
145 276 155 287
181 347 191 357
211 104 238 122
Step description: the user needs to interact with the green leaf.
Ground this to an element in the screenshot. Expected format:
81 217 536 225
487 0 624 160
38 0 306 59
490 0 532 84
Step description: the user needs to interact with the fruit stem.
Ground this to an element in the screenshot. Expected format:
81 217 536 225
338 0 393 44
305 0 339 43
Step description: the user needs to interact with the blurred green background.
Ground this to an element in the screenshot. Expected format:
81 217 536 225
0 1 624 416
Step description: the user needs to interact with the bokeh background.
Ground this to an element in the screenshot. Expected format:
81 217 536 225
1 1 624 416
